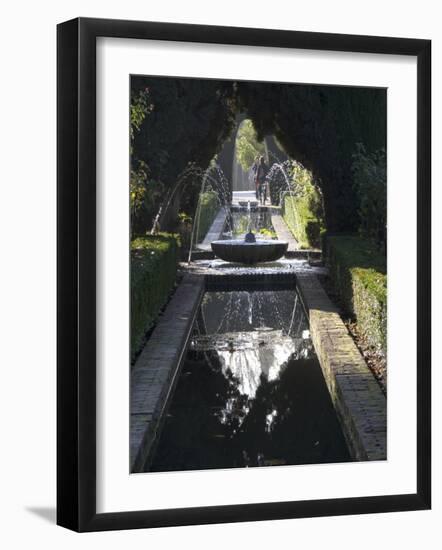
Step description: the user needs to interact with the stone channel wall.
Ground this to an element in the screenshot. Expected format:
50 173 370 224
296 272 386 461
130 274 205 472
131 269 386 472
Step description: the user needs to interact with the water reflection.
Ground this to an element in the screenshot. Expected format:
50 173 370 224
195 290 311 401
149 289 350 472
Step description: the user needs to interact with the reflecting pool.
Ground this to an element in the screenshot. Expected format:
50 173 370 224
149 287 350 472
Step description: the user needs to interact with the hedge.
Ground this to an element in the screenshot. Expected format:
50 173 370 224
326 235 387 355
282 194 325 249
196 190 220 242
131 233 179 358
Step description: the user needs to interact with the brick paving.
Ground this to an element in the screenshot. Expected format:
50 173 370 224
130 274 205 472
271 213 299 252
296 272 387 460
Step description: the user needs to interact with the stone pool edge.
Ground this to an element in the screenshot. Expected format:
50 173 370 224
130 274 205 472
131 269 387 473
296 272 387 461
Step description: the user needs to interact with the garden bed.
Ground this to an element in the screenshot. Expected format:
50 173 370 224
282 193 324 249
196 190 220 242
325 236 387 359
131 233 180 359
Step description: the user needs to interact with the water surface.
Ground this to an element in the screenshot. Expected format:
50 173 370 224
149 288 350 472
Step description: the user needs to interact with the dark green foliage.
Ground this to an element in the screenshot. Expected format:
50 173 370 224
326 236 387 355
131 234 180 358
176 212 193 256
196 190 219 242
283 195 324 249
131 76 237 233
306 221 321 248
237 82 386 234
281 162 325 249
129 77 386 239
235 119 265 171
352 144 387 250
130 87 153 143
130 88 160 236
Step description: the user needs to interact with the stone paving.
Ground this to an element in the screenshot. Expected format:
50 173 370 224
296 272 387 461
130 274 205 472
271 213 299 252
198 208 226 251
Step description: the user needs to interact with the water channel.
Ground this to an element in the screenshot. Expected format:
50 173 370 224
149 284 350 472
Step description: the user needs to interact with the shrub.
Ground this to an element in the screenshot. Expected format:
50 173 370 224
326 236 387 355
131 174 165 236
351 143 387 250
176 212 193 255
131 233 180 358
130 76 237 234
196 190 220 242
267 159 293 206
235 119 266 171
282 162 325 249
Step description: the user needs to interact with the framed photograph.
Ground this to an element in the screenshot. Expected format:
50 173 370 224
57 17 431 532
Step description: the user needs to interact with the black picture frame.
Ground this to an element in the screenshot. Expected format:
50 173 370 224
57 17 431 532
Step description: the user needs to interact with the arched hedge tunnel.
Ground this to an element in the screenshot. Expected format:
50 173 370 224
131 76 386 235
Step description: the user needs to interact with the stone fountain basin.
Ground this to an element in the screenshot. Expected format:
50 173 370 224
211 239 288 264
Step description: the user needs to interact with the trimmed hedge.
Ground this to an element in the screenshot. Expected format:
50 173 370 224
282 194 325 249
196 190 220 242
131 233 179 358
326 236 386 355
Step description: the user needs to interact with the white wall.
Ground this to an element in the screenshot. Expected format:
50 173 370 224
0 0 440 547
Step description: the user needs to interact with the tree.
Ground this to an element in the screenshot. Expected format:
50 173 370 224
130 87 156 236
130 76 237 233
351 143 387 250
237 81 386 234
235 119 265 171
